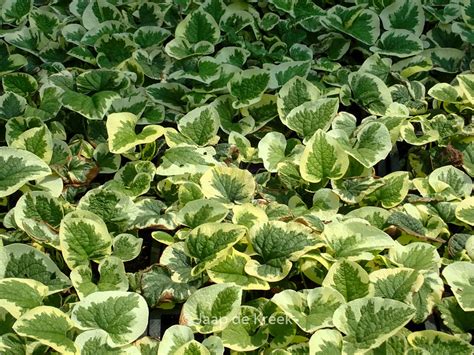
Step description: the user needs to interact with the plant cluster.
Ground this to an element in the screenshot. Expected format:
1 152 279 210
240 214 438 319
0 0 473 354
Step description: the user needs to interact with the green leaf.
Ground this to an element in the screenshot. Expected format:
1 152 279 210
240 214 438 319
147 83 189 111
371 29 424 58
59 210 112 269
337 122 392 168
207 249 269 290
82 1 121 30
200 166 255 205
104 160 155 198
178 106 219 146
0 92 26 120
71 256 129 299
322 5 380 45
245 221 320 281
332 176 385 204
333 297 415 352
300 130 349 183
107 112 164 154
349 72 393 115
1 0 32 24
13 191 63 247
388 242 441 272
3 27 45 55
272 287 345 332
428 83 462 103
95 34 136 68
75 69 130 94
269 0 294 12
134 49 170 80
2 243 71 292
10 125 53 164
2 73 38 97
413 272 444 323
428 166 472 200
24 86 62 121
175 8 221 45
369 268 423 302
380 0 425 36
135 336 161 355
164 38 215 60
61 89 120 120
133 198 176 230
140 265 198 306
0 279 48 318
134 26 171 49
277 76 320 121
284 98 339 139
322 259 371 301
215 96 254 135
228 69 270 108
156 146 217 176
0 333 27 355
71 291 149 347
442 262 474 311
438 296 474 335
0 49 27 75
180 283 242 333
13 306 77 354
112 234 143 262
370 171 410 208
408 330 473 354
323 219 396 260
185 223 246 275
177 199 229 228
77 188 137 233
160 242 196 283
266 61 311 89
0 147 51 198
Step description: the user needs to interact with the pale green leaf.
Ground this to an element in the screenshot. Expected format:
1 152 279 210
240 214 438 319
300 130 349 183
442 262 474 311
13 306 77 354
333 297 415 352
0 147 51 198
178 106 219 146
408 330 473 355
71 291 149 347
0 279 48 319
200 166 255 204
285 98 339 139
322 259 370 301
59 210 112 269
180 283 242 333
272 287 345 332
323 219 396 260
107 112 164 154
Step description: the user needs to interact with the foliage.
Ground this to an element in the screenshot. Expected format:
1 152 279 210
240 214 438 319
0 0 473 354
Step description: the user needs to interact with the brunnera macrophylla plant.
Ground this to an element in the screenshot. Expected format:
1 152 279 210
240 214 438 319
0 0 473 353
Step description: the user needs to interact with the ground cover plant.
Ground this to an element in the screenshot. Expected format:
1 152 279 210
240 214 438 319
0 0 473 353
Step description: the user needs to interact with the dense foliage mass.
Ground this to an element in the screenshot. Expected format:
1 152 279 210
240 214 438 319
0 0 473 353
